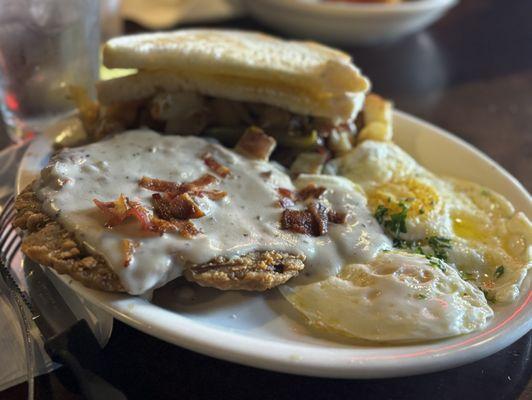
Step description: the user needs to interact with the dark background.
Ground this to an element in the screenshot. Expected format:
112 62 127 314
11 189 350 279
2 0 531 398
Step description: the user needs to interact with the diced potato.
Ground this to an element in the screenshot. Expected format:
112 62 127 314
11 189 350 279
328 130 353 155
149 92 205 121
290 152 328 175
235 126 277 160
358 93 393 143
358 121 392 142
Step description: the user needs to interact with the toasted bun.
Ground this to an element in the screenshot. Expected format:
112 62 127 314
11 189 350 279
101 29 369 121
97 70 365 121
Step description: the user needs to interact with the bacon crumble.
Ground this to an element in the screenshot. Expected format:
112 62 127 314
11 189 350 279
138 176 180 193
278 197 295 209
94 171 225 237
281 202 346 237
152 217 201 238
235 126 277 160
281 208 315 235
137 173 227 236
277 187 296 208
94 195 150 228
127 200 154 231
277 185 347 237
297 184 327 201
94 195 170 235
152 192 205 220
202 152 231 178
139 174 218 195
139 175 227 201
122 239 138 268
260 171 273 179
173 220 201 238
277 187 297 200
277 184 327 209
308 202 329 236
327 210 347 224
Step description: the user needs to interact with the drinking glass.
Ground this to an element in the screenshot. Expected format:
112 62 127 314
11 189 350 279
0 0 100 142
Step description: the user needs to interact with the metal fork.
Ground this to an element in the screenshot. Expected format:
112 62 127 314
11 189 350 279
0 195 35 400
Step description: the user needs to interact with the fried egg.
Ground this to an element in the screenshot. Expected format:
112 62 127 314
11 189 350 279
330 140 531 303
281 251 493 341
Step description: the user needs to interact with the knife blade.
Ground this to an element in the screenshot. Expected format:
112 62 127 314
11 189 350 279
1 255 126 400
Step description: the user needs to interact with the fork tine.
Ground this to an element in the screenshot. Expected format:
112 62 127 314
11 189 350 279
0 212 16 238
1 226 16 250
0 195 14 227
4 230 21 262
0 194 14 213
0 212 16 247
0 196 17 249
0 196 35 400
0 210 15 236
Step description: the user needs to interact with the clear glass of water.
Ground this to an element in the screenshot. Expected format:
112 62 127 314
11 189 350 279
0 0 100 142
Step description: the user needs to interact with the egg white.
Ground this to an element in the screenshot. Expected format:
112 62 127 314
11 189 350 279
281 251 493 342
330 140 531 303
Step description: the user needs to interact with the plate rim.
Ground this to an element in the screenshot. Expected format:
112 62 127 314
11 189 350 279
16 110 532 379
248 0 459 15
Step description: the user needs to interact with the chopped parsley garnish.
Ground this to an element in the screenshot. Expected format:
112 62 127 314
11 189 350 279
392 238 407 248
374 202 408 238
374 204 455 273
416 293 427 300
494 265 505 279
428 257 447 272
394 239 425 255
386 202 409 237
459 270 477 281
427 236 452 261
374 202 409 238
374 205 388 225
392 235 453 264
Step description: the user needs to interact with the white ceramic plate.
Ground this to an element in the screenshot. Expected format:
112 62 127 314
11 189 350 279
17 111 531 379
241 0 458 46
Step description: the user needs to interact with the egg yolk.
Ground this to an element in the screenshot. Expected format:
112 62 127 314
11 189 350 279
452 212 491 243
368 178 440 217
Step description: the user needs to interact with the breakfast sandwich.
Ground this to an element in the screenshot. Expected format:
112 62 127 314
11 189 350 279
76 29 372 171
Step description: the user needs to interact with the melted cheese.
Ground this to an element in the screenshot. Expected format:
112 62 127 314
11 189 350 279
34 129 390 294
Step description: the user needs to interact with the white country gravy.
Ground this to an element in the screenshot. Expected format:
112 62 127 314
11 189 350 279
34 129 391 294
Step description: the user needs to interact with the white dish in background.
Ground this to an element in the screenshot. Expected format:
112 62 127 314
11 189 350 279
241 0 459 46
16 111 531 379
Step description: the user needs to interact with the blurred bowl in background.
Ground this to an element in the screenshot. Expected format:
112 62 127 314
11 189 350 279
121 0 242 29
240 0 458 46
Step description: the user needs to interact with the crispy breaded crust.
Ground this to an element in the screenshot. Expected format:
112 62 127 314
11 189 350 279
184 251 305 291
14 184 306 293
14 185 125 292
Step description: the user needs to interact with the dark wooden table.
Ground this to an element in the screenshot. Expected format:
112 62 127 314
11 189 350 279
2 0 531 398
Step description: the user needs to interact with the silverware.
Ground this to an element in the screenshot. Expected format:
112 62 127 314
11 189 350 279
0 196 34 400
0 195 126 400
